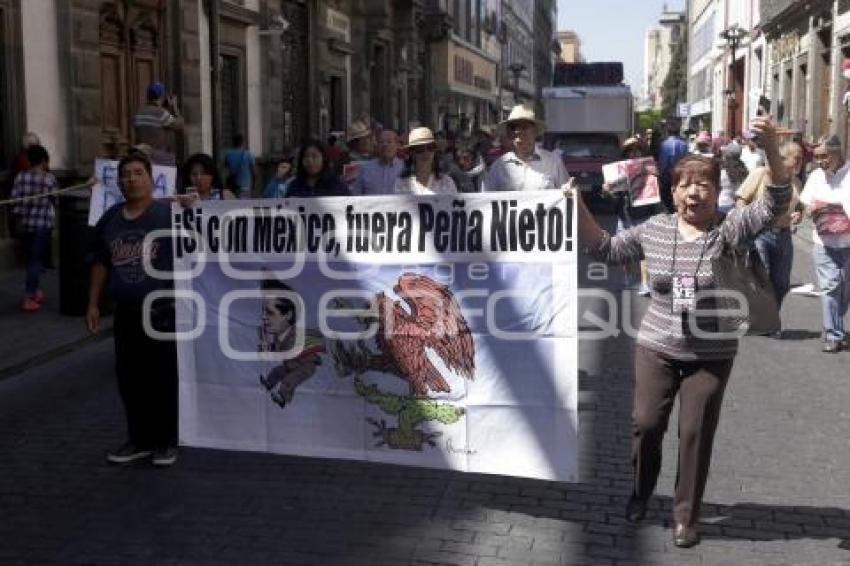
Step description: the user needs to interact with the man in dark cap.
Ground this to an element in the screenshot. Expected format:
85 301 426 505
132 81 184 166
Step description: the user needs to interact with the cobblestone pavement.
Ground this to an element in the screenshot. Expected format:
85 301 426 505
1 231 848 566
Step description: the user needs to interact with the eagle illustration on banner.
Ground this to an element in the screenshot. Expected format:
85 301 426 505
257 273 476 451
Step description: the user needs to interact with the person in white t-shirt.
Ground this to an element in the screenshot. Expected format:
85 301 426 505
799 135 850 353
393 127 457 195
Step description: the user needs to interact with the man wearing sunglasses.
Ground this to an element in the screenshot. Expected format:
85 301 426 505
482 104 570 192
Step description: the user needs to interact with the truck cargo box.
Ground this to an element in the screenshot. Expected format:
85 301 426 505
553 62 624 86
542 86 633 136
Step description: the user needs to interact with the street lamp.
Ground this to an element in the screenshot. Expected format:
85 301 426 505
719 25 747 137
509 62 527 104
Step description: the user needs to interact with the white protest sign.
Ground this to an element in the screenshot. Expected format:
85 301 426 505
88 158 177 226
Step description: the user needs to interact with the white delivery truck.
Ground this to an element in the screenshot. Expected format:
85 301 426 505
543 63 633 212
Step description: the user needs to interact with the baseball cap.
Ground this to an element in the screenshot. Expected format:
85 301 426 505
146 82 166 100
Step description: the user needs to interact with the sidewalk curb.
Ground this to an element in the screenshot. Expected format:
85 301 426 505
0 326 113 382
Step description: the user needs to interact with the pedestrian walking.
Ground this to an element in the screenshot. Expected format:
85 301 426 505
262 157 294 198
223 134 257 198
86 152 179 466
353 129 404 195
10 144 56 312
182 153 235 200
798 135 850 353
481 104 569 192
569 116 792 548
285 141 351 198
735 141 804 319
658 119 688 212
133 82 183 166
393 127 457 195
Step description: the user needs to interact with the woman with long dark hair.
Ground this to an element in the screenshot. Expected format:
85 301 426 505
284 140 350 197
182 153 235 200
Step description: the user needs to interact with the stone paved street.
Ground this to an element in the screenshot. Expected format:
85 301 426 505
1 226 848 566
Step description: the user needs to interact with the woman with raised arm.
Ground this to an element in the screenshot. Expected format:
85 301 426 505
568 116 791 548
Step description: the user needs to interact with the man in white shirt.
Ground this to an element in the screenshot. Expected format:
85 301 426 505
799 135 850 352
482 104 570 192
353 129 404 195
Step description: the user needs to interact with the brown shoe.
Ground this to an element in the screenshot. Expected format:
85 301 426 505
673 523 700 548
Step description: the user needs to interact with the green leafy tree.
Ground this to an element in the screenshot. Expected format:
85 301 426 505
636 109 663 133
661 32 688 119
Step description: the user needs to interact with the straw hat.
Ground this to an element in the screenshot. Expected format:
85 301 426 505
347 120 372 142
404 127 437 148
622 137 640 150
500 104 546 134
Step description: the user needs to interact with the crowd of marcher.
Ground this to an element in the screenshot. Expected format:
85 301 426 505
5 79 849 552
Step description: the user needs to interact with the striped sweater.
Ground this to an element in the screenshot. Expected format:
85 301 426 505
592 183 791 360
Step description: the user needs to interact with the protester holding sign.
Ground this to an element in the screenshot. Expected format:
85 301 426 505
86 152 179 467
569 116 791 548
602 138 659 294
482 104 569 192
798 135 850 353
394 127 457 195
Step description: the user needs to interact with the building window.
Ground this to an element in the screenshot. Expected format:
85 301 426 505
690 10 716 63
219 52 243 149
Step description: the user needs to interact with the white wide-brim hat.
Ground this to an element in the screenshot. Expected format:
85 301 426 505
404 127 437 148
500 104 546 135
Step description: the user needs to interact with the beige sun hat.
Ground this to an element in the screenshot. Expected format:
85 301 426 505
500 104 546 135
404 127 437 148
622 137 641 150
347 120 372 142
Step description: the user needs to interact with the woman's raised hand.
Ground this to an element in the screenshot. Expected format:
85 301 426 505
750 116 790 185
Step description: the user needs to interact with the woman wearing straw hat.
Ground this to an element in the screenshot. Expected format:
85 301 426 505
393 127 457 195
482 104 569 192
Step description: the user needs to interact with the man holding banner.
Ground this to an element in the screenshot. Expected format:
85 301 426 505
86 152 179 467
482 104 570 193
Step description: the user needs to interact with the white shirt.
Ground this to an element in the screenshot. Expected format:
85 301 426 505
353 157 404 195
717 170 738 214
740 146 765 172
799 162 850 248
482 149 570 192
393 174 457 195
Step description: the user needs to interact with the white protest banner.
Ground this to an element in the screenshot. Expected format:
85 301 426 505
601 157 660 207
88 158 177 226
173 192 578 481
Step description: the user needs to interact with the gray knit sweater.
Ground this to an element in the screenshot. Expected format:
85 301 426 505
592 184 791 360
